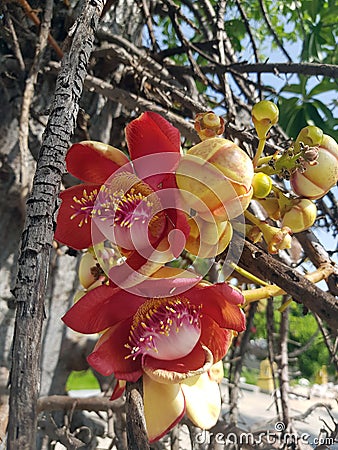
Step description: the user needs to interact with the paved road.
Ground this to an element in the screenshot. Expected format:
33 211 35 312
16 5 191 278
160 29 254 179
220 383 338 449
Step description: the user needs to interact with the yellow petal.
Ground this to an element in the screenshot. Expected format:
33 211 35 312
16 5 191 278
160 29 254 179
143 374 185 443
181 372 221 429
209 360 224 383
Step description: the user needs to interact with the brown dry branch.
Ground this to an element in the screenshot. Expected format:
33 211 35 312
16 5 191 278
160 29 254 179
7 1 105 448
297 229 338 296
38 415 86 450
37 395 124 414
219 61 338 78
239 241 338 331
2 4 25 71
16 0 63 58
19 0 54 200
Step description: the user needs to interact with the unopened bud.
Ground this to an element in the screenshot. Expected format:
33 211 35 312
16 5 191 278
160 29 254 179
291 133 338 199
252 101 279 139
259 222 292 254
194 112 225 141
281 198 317 233
295 126 323 149
252 173 272 199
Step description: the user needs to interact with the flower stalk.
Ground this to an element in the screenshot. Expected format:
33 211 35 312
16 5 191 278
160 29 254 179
252 100 279 167
243 263 335 305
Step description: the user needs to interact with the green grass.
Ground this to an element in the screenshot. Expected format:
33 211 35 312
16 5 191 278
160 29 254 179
241 367 260 385
66 369 100 391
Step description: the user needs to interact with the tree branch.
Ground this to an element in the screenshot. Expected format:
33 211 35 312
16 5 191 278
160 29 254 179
7 2 105 449
37 395 124 413
222 62 338 78
238 241 338 331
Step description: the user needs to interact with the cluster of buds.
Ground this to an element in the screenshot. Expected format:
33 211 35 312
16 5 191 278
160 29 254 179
255 122 338 200
256 190 317 234
248 101 338 247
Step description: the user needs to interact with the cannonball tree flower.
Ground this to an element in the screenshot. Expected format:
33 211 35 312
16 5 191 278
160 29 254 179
54 112 190 283
62 267 246 442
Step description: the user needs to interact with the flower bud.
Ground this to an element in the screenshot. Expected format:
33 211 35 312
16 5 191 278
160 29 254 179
246 225 263 244
281 198 317 233
79 252 98 289
176 138 254 221
252 101 279 139
290 134 338 199
259 223 292 254
195 112 225 141
252 173 272 199
185 215 233 258
294 126 323 151
256 197 281 220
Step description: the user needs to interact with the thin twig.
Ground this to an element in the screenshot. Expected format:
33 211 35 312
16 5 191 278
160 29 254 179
278 296 290 427
258 0 292 62
3 5 25 71
141 0 159 52
19 0 54 199
16 0 63 58
234 0 262 98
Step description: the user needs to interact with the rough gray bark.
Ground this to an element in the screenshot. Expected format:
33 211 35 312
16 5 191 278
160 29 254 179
7 2 105 448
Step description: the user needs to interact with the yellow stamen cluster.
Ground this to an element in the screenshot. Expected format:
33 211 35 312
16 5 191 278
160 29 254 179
70 189 98 227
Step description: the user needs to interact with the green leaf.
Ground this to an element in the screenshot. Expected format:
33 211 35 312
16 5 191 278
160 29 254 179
282 84 304 95
308 79 338 97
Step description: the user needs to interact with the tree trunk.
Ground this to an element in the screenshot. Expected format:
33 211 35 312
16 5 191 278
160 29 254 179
7 2 105 448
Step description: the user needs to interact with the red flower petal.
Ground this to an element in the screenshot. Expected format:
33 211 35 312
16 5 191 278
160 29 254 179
66 141 130 184
87 319 142 380
62 284 144 334
126 112 181 161
54 184 104 250
110 380 126 401
143 343 206 374
200 315 233 362
185 283 246 332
